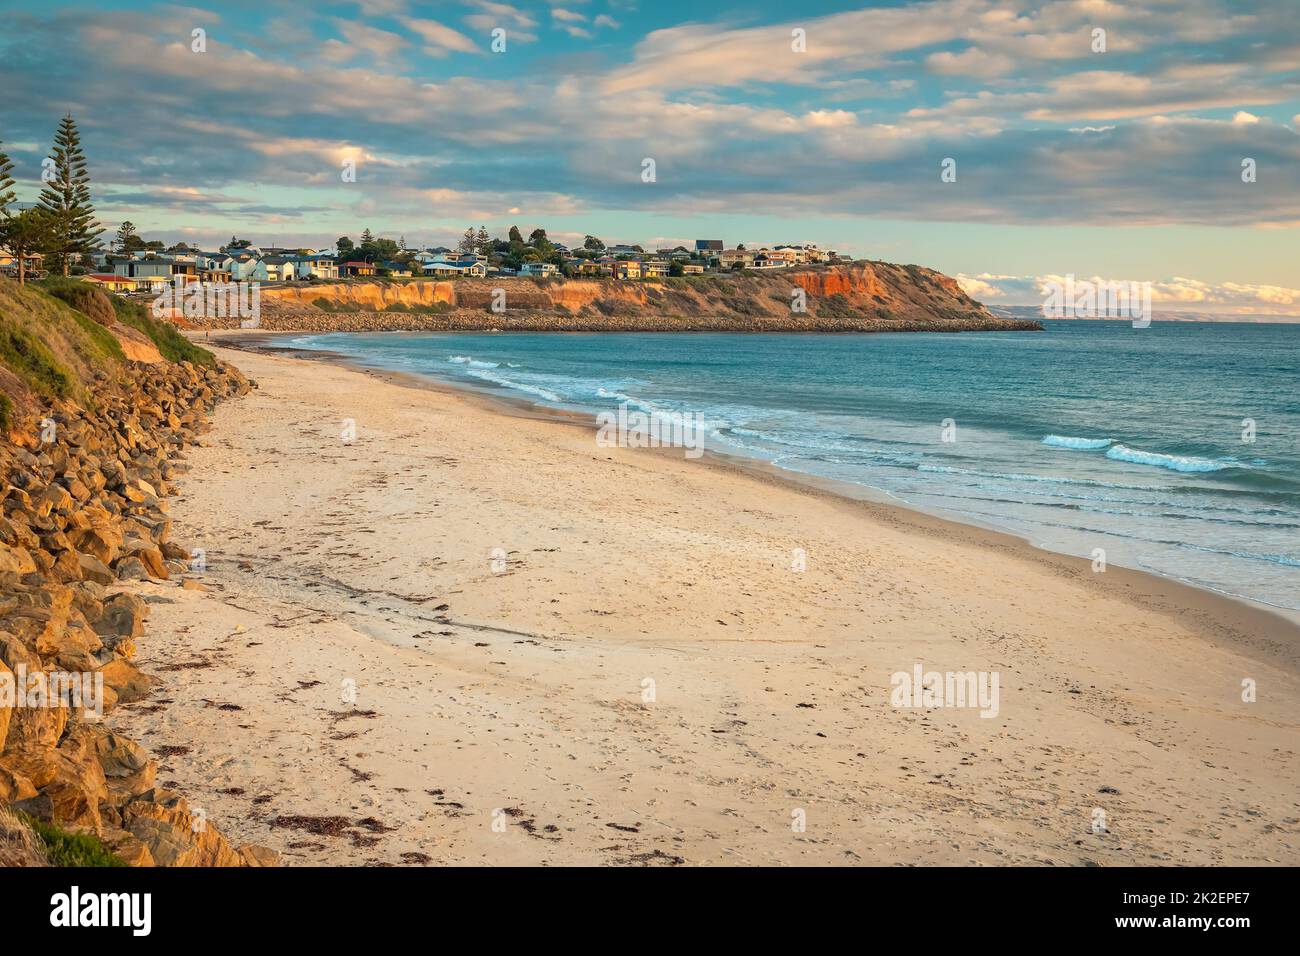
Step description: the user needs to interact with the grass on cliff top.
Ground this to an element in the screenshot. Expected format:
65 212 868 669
109 295 215 366
0 281 92 407
16 812 127 867
36 277 215 367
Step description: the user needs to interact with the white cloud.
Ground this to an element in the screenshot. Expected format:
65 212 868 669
400 17 479 54
925 47 1016 78
959 273 1300 314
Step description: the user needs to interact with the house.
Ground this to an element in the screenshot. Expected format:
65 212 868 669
606 244 640 257
225 253 268 282
263 256 297 281
0 250 44 276
642 259 670 279
293 254 338 280
377 260 412 277
719 248 755 269
681 263 705 275
694 239 724 256
425 261 486 278
752 250 793 269
81 273 136 294
519 262 558 278
112 256 198 287
339 260 376 278
614 259 642 280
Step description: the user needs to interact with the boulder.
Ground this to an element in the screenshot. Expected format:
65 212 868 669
76 553 114 586
97 658 153 704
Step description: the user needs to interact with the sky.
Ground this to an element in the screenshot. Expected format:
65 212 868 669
0 0 1297 312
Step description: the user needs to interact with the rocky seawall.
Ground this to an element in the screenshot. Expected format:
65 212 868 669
0 348 275 866
183 261 1044 333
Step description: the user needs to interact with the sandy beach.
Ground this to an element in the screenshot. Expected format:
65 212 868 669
108 335 1300 866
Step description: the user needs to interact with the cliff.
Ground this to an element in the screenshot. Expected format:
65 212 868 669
0 279 273 866
215 261 1042 333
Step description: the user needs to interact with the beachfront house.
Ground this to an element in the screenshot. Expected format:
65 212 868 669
263 256 297 281
424 261 487 278
81 273 136 294
519 262 558 278
292 254 338 280
339 260 377 278
720 248 756 269
112 255 199 289
615 259 642 280
642 259 670 279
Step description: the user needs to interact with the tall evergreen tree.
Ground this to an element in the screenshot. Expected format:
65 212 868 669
114 220 139 254
0 140 15 217
458 227 477 255
475 225 491 257
37 114 103 276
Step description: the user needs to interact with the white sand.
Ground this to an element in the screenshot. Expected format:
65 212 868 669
110 341 1300 866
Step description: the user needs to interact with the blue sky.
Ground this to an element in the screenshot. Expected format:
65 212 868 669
1 0 1297 311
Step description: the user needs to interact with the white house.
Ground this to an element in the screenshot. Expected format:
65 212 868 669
519 262 558 277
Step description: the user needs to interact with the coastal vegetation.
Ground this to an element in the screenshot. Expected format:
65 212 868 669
0 279 272 867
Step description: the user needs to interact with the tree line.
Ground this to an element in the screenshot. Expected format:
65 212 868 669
334 225 676 277
0 114 103 285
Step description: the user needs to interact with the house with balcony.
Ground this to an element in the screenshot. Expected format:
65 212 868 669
519 262 558 278
719 248 755 269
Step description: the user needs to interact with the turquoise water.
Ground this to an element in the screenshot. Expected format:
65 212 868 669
290 321 1300 610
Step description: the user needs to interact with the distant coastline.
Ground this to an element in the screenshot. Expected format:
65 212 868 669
175 262 1046 334
989 304 1300 324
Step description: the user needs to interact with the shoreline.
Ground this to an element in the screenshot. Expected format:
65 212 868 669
210 328 1300 646
107 335 1300 866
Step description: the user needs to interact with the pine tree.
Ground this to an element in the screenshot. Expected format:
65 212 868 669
114 220 138 254
0 140 16 217
37 114 103 276
475 226 490 256
458 227 476 255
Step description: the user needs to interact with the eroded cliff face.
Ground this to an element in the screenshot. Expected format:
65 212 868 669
235 261 1040 333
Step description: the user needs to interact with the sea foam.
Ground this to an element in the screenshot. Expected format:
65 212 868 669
1105 444 1229 473
1042 434 1112 450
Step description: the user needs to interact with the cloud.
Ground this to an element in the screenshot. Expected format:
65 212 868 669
957 272 1300 314
925 47 1016 78
331 21 408 61
399 17 479 55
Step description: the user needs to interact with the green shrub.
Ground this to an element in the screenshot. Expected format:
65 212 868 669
18 814 126 867
0 323 72 397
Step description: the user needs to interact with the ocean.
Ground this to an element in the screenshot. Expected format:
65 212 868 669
289 321 1300 611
